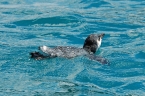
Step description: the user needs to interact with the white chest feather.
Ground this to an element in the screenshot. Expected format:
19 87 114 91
97 39 102 48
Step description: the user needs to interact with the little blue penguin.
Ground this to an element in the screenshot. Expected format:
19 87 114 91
30 33 108 64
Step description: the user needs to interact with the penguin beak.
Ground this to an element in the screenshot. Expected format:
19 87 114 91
97 33 105 41
99 33 105 38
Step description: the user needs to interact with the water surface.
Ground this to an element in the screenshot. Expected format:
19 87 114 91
0 0 145 95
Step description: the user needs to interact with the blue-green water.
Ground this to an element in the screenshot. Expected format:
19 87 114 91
0 0 145 95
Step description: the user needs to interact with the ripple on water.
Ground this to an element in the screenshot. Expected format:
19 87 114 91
0 0 145 96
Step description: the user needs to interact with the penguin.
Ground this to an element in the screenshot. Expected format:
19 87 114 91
30 33 108 64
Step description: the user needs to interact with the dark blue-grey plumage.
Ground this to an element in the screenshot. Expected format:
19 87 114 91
30 33 108 64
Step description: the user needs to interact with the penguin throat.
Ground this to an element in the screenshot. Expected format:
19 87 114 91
97 39 102 49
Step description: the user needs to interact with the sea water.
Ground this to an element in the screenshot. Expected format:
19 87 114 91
0 0 145 95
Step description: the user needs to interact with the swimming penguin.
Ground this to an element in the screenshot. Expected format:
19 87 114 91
30 33 108 64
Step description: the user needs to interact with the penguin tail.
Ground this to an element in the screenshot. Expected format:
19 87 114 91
30 51 46 60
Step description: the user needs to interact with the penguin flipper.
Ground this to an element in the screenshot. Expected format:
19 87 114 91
86 54 109 64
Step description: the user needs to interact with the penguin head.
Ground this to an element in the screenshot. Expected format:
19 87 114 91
83 33 105 54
